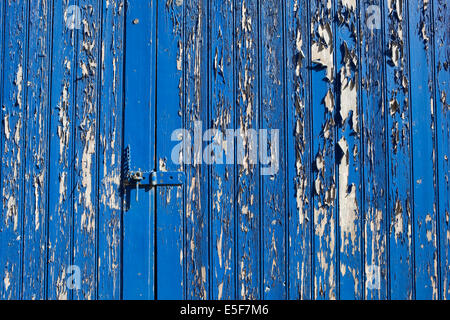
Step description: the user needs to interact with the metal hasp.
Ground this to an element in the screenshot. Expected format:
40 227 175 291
122 145 184 188
150 171 184 186
123 170 184 187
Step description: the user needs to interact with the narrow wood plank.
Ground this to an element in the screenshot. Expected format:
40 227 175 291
122 0 156 299
97 0 124 300
383 0 414 300
260 0 287 299
47 0 77 300
71 0 102 300
408 0 440 300
285 0 313 300
359 0 389 300
0 0 29 300
184 0 209 299
209 0 236 300
0 0 3 210
309 0 338 300
433 0 450 300
22 0 52 300
235 0 261 300
155 0 185 300
334 0 363 299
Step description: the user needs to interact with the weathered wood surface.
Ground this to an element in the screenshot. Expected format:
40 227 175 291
0 0 448 300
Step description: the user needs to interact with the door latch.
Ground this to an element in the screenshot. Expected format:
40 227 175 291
122 145 184 203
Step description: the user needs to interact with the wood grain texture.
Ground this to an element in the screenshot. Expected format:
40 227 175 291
22 0 52 300
383 0 413 300
408 0 440 300
235 0 261 300
334 0 363 300
209 0 236 300
184 0 209 299
285 0 313 300
433 0 449 300
156 0 185 300
260 0 287 300
47 0 78 300
72 0 102 300
310 0 338 300
359 0 389 300
98 0 124 300
0 0 29 300
122 0 155 299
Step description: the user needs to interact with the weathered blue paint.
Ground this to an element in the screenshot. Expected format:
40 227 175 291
235 0 261 300
360 0 387 301
98 0 124 299
310 0 338 300
286 0 313 300
383 0 413 300
409 0 440 299
334 0 363 300
155 0 184 300
47 0 76 300
0 0 448 300
209 0 236 300
433 0 450 300
122 0 156 300
1 0 29 300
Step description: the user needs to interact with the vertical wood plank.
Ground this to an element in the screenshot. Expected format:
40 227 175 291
433 0 450 301
184 0 209 299
260 0 287 300
359 0 389 300
47 0 77 300
72 0 102 300
310 0 338 300
408 0 439 300
155 0 185 300
334 0 363 299
0 0 3 129
235 0 261 300
209 0 236 300
383 0 413 300
122 0 156 300
285 0 313 300
0 0 3 214
0 0 29 300
97 0 124 300
22 0 52 300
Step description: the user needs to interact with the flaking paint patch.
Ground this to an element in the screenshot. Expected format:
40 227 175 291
55 267 68 300
100 169 121 210
14 118 22 147
6 194 18 231
80 125 96 233
57 81 70 163
365 208 385 297
58 172 67 205
314 205 336 299
3 114 10 140
217 228 223 268
15 64 23 108
393 199 404 241
3 270 11 292
342 0 356 10
33 173 45 231
338 138 358 252
218 282 223 300
339 43 358 131
311 33 334 82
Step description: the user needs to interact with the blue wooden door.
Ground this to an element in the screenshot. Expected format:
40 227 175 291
0 0 449 300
